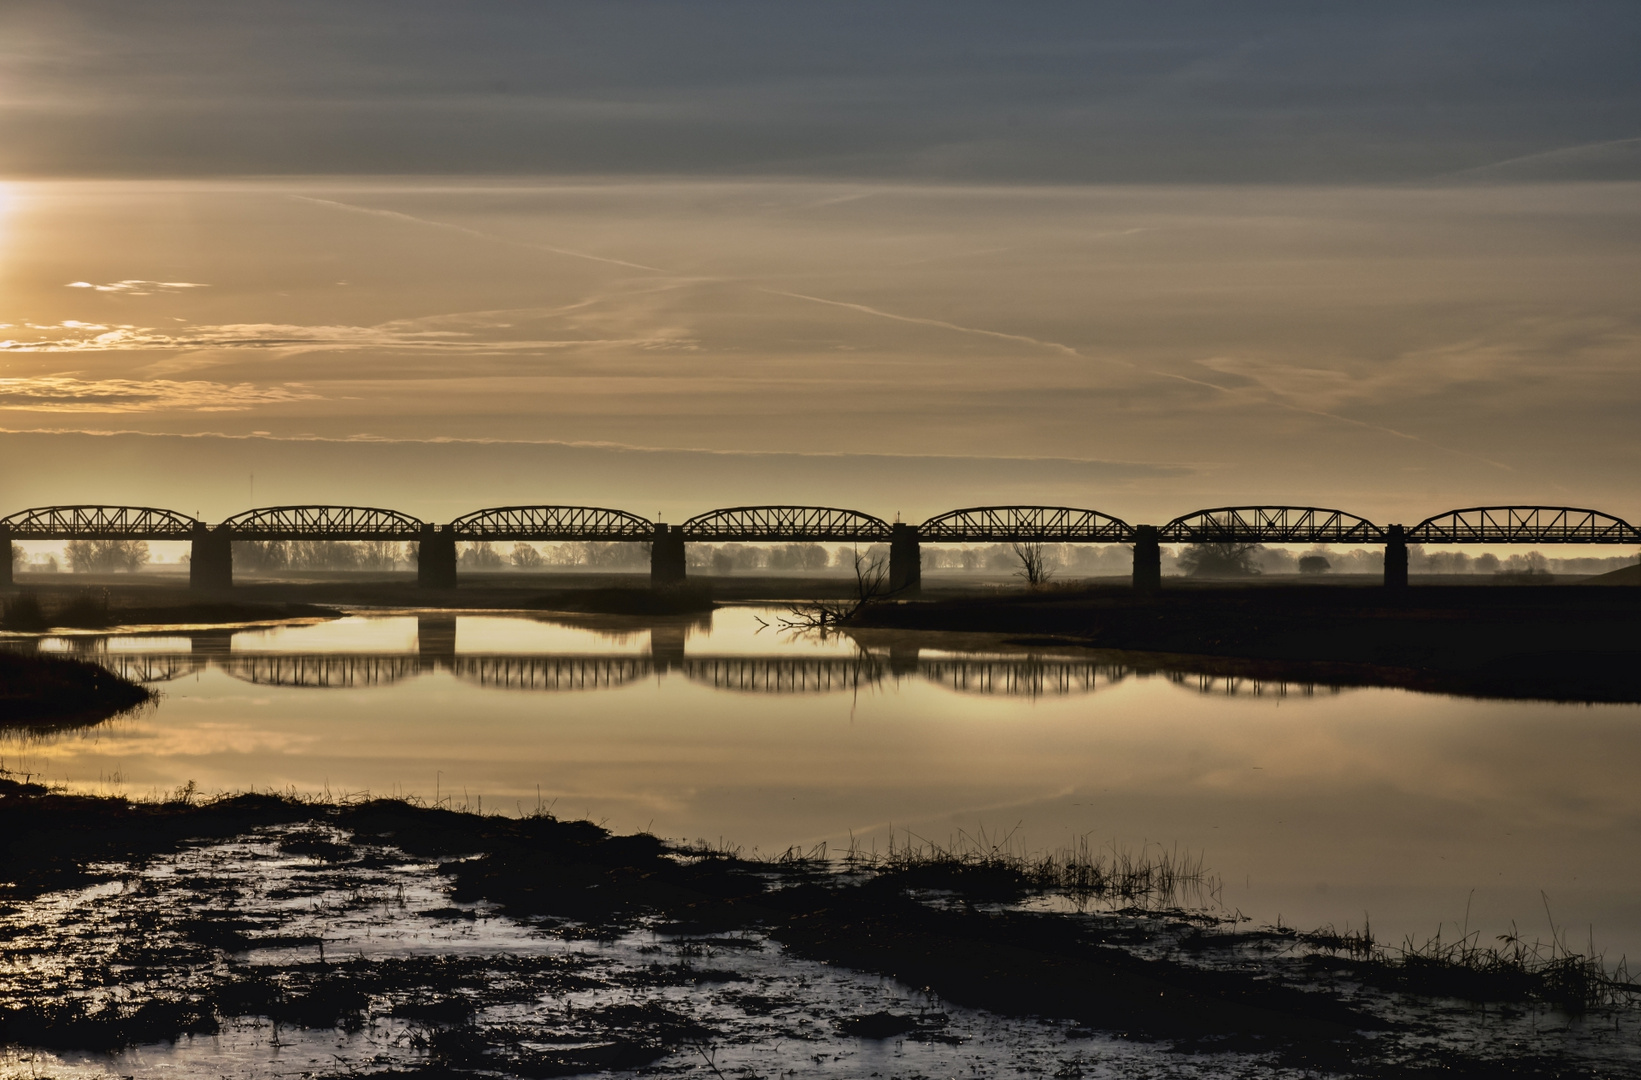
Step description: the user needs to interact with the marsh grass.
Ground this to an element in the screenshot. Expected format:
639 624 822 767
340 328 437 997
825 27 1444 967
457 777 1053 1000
0 650 153 730
804 828 1222 908
56 588 112 628
1 594 47 631
1 588 110 630
1300 901 1641 1011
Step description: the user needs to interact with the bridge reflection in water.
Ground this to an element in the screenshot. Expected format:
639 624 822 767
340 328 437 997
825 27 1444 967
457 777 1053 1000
48 615 1343 701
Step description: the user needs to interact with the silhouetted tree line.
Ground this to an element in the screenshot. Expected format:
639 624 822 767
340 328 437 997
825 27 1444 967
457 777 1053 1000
687 543 841 573
457 541 652 570
20 537 1616 579
64 539 150 573
234 540 406 572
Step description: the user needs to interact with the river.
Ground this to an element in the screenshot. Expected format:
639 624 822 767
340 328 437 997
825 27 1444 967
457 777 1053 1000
8 605 1641 964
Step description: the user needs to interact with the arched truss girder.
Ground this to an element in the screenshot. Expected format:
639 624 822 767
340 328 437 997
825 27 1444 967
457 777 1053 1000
449 655 655 691
448 505 653 541
219 654 421 689
1408 506 1641 545
0 505 198 539
918 506 1132 543
1161 506 1386 545
681 505 891 542
220 505 425 540
680 656 883 694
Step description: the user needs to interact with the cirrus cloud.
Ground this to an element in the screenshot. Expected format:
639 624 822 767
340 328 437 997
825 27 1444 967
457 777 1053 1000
0 320 692 354
66 280 210 295
0 376 319 412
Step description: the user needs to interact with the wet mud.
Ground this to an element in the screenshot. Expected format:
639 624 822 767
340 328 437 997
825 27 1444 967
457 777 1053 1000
2 777 1636 1078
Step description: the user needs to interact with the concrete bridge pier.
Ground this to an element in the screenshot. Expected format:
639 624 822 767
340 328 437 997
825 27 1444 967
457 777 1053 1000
189 526 234 590
1131 525 1162 592
889 523 921 594
189 630 234 658
1384 524 1409 588
650 622 687 669
418 525 458 589
651 524 687 587
417 614 457 670
0 523 12 588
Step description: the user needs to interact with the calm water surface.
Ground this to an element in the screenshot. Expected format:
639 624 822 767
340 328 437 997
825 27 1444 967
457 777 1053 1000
9 606 1641 961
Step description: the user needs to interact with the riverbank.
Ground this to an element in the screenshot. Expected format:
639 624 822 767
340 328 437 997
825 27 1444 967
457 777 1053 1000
1 777 1633 1078
852 585 1641 703
0 651 153 730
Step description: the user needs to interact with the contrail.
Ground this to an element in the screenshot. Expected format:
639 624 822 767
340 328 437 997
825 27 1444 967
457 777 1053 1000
1433 135 1641 180
291 196 673 274
759 289 1083 357
764 287 1513 471
285 202 1515 473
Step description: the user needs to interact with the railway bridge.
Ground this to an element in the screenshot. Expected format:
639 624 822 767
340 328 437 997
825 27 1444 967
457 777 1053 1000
0 502 1635 592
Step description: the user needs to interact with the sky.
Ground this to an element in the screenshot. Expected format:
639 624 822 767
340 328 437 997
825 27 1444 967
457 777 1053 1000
0 2 1638 528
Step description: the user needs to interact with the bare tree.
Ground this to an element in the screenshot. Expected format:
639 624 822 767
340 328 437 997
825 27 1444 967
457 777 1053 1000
288 540 360 570
1012 541 1054 587
1179 542 1262 577
9 543 22 572
780 548 889 630
65 539 150 572
234 540 290 572
510 542 545 568
358 541 403 571
459 541 504 569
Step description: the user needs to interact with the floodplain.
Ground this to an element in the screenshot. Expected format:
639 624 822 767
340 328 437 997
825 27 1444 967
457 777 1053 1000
2 573 1640 1076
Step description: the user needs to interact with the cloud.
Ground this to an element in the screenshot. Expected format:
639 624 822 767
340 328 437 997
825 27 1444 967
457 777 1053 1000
0 321 691 354
3 3 1637 182
0 377 319 412
65 280 209 295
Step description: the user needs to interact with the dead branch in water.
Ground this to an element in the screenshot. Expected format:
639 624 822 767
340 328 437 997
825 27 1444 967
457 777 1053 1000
779 548 890 630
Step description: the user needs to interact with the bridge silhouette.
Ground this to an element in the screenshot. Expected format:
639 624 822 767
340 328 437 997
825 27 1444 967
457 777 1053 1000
1 502 1635 592
35 618 1339 701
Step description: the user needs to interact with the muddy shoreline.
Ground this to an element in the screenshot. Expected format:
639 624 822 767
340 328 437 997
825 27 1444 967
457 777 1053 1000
0 651 152 730
2 777 1635 1077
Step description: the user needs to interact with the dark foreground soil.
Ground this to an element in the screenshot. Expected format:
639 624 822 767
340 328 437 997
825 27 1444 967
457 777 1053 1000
0 651 152 729
1 778 1635 1078
853 584 1641 703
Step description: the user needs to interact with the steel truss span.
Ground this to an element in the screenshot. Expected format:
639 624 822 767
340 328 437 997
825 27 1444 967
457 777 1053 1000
1409 507 1641 545
448 506 653 541
220 505 425 540
452 655 654 691
682 506 891 542
222 655 421 689
0 505 198 539
918 506 1132 542
1162 506 1385 545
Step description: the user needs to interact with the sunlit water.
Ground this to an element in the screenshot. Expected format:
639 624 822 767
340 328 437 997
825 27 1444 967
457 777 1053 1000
7 606 1641 964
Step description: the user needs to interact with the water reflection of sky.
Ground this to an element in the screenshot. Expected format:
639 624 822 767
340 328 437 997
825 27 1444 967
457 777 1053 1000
8 608 1641 965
